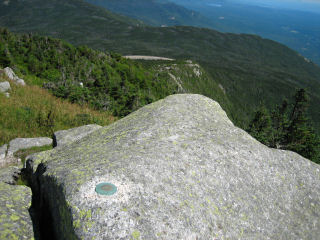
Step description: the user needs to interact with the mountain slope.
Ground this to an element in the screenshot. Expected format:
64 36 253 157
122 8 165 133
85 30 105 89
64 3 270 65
1 0 320 132
0 28 229 118
85 0 212 27
168 0 320 65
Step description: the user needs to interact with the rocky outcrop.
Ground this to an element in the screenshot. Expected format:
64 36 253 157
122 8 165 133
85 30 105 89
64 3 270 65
4 67 26 86
53 124 102 147
7 137 52 157
25 94 320 240
0 124 102 239
0 166 34 240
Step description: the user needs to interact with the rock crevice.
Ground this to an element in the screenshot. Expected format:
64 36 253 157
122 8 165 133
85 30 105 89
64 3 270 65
22 160 77 240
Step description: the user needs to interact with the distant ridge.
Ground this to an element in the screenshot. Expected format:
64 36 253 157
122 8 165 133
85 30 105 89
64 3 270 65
85 0 213 27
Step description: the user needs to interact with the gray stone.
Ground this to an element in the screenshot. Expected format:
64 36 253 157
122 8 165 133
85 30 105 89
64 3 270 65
7 137 52 157
0 165 20 185
53 124 102 147
3 67 26 86
0 81 10 93
0 144 19 168
4 92 10 98
0 166 34 239
0 144 7 160
28 94 320 240
15 78 26 86
0 156 21 169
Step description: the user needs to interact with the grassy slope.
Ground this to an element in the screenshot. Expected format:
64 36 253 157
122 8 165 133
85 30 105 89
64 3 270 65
1 0 320 132
0 75 116 146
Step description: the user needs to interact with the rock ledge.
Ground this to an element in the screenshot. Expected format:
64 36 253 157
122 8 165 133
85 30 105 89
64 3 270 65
26 94 320 240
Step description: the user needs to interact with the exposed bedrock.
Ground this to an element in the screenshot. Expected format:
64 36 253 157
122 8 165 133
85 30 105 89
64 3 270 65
0 166 34 240
26 94 320 240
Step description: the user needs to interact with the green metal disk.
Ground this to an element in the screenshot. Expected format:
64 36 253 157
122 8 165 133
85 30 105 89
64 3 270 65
95 182 117 196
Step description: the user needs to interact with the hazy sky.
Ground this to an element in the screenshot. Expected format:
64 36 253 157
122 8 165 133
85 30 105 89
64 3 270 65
230 0 320 13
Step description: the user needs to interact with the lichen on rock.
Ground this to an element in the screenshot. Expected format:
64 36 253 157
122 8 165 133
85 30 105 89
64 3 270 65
26 94 320 239
0 166 34 240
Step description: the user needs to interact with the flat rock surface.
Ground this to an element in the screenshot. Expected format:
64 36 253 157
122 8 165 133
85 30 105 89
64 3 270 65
53 124 102 147
31 94 320 240
8 137 52 156
0 166 34 240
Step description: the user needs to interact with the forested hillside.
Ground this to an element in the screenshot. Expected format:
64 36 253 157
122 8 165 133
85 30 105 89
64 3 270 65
1 0 320 133
0 29 229 116
0 29 181 116
85 0 212 27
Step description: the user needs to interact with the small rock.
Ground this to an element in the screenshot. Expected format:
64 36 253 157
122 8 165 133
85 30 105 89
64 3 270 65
4 92 10 98
53 124 102 147
7 137 53 156
0 144 7 161
0 81 11 93
16 78 26 86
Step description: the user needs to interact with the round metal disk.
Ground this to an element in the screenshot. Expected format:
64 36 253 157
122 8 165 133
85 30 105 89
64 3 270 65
95 182 117 196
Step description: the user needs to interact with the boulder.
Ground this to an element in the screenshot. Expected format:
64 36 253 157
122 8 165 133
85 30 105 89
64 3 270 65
0 81 11 93
3 67 26 86
0 166 34 239
27 94 320 240
7 137 52 157
53 124 102 147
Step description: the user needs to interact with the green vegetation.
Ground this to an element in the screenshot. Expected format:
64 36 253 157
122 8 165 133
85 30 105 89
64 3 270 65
1 0 320 133
86 0 212 27
13 145 53 164
248 89 320 163
0 28 179 117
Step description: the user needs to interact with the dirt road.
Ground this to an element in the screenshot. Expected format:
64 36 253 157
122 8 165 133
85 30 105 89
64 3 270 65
123 55 174 61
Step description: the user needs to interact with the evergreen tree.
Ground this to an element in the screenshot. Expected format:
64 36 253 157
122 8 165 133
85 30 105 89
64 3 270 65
270 99 289 148
248 89 320 163
248 106 272 145
285 89 319 161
